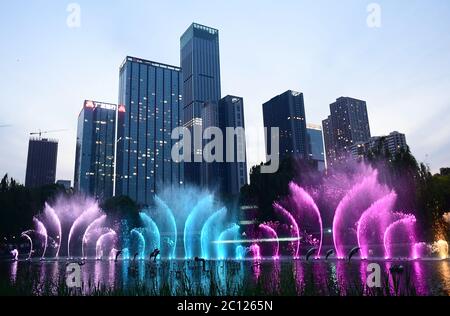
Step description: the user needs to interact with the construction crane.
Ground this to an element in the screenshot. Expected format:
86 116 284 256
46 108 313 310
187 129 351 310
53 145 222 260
30 129 68 139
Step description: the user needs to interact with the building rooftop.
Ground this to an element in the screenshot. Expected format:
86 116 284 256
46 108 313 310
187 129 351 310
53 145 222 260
120 56 181 72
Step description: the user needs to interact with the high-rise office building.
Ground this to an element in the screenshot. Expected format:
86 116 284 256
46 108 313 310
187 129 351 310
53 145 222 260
25 138 58 188
322 116 335 167
115 56 184 204
262 90 308 161
218 95 248 196
201 101 220 190
74 100 118 200
324 97 371 166
180 23 221 186
306 124 325 171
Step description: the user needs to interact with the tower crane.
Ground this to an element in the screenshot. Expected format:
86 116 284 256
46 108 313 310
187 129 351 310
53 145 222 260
29 129 68 139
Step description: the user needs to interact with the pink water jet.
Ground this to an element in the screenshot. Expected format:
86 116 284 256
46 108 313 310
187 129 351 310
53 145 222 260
383 214 417 259
33 217 48 259
42 203 62 257
273 202 300 258
249 244 261 260
82 215 107 258
356 191 397 259
68 204 103 258
333 170 390 258
413 242 429 259
259 224 280 259
95 230 117 260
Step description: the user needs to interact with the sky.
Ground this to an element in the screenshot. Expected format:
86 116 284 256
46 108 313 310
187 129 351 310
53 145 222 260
0 0 449 183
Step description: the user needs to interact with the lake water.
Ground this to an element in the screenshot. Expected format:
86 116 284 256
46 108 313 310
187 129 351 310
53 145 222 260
1 258 449 296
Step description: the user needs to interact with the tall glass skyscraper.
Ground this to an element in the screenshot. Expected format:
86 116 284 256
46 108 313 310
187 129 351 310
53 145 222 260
262 90 308 161
180 23 221 186
115 56 184 204
74 100 118 200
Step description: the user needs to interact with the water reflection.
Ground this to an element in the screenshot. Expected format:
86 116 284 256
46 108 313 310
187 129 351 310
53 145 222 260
0 259 449 296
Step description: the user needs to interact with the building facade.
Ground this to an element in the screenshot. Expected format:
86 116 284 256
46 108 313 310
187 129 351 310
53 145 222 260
115 56 184 204
324 97 371 166
74 100 117 199
262 90 308 161
218 95 248 196
306 123 325 171
349 131 408 159
25 138 58 188
322 116 335 167
180 23 221 186
201 101 220 190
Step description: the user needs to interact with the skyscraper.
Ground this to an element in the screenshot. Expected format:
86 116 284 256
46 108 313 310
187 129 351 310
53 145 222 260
25 138 58 188
262 90 308 161
115 56 184 204
322 116 335 167
74 100 118 200
201 101 220 190
306 123 325 171
180 23 221 186
324 97 371 166
218 95 248 196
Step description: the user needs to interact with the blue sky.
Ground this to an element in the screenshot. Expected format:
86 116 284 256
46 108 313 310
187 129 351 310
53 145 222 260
0 0 449 182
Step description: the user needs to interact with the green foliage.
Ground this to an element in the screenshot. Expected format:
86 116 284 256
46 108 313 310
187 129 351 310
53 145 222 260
0 174 67 240
101 195 141 227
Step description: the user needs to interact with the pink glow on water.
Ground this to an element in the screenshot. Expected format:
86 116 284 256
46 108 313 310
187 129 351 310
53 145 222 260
356 191 397 259
273 202 300 258
333 170 390 259
259 224 279 259
383 214 417 259
33 217 48 259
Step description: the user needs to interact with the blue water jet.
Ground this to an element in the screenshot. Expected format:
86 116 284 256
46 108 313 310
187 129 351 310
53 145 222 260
139 213 161 255
217 224 240 260
183 195 214 259
130 229 146 260
201 207 227 259
153 196 177 259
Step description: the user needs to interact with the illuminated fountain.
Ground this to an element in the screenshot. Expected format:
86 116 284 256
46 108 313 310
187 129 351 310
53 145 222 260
432 240 449 259
15 168 430 262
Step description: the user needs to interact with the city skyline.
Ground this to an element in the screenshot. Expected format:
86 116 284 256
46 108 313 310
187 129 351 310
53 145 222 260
1 1 450 183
